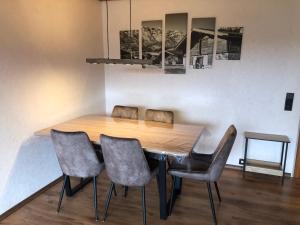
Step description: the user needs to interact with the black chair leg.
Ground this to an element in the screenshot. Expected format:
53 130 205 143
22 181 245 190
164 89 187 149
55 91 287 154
207 182 217 225
169 176 176 215
124 186 129 197
214 182 222 202
57 175 68 213
103 182 115 221
141 186 147 225
113 184 117 196
93 176 99 221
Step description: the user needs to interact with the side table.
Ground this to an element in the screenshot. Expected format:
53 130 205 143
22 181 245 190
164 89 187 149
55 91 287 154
243 132 290 185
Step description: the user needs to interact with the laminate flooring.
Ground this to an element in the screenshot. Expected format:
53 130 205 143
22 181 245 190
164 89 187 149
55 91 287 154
2 169 300 225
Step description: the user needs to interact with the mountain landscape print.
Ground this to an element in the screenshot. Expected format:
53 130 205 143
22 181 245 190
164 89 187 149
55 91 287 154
165 13 188 74
142 20 162 67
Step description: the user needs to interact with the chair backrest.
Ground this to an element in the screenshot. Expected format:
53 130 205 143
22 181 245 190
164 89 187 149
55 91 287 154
51 130 102 178
145 109 174 124
100 134 152 186
112 105 138 120
207 125 237 181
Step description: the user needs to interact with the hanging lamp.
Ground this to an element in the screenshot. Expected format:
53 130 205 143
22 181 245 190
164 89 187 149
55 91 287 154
86 0 153 65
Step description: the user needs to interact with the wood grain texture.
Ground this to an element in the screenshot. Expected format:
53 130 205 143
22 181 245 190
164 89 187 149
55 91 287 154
2 169 300 225
35 115 204 156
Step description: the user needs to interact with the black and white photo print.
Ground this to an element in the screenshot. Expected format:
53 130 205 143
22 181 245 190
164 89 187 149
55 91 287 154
216 27 244 60
142 20 162 67
120 30 139 59
190 18 216 69
165 13 188 74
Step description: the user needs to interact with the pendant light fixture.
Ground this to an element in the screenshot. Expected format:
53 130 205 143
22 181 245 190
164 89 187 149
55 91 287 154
86 0 153 65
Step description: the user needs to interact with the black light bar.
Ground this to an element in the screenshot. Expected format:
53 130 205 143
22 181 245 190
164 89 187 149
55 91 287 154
86 58 153 65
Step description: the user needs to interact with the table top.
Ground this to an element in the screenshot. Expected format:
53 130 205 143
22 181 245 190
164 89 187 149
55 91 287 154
35 115 205 156
244 131 290 143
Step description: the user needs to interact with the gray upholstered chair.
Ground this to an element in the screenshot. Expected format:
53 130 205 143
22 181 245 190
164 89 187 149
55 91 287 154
111 105 139 196
100 134 159 225
112 105 139 120
145 109 174 124
51 129 105 221
168 125 237 225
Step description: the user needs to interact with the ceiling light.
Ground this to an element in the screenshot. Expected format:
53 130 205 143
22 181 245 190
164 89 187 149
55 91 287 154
86 0 153 66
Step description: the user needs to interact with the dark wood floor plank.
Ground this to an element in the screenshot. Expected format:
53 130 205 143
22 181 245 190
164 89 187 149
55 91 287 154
2 169 300 225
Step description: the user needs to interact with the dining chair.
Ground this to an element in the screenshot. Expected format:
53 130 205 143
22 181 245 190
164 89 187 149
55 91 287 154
111 105 139 196
145 109 174 124
168 125 237 225
100 134 159 225
144 108 178 197
51 129 105 221
112 105 139 120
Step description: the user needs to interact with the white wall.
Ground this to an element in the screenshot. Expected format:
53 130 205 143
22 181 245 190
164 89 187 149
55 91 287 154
0 0 105 214
104 0 300 173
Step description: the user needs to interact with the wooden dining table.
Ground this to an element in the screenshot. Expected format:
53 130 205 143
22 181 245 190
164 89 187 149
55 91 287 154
35 114 204 219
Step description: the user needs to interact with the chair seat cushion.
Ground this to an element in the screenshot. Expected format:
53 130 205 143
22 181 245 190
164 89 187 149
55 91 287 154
168 153 213 181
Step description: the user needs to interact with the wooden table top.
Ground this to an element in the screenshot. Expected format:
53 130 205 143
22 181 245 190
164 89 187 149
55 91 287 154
35 115 205 156
244 132 290 143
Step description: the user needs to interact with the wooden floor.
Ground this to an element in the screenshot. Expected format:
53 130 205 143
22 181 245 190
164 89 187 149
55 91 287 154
2 169 300 225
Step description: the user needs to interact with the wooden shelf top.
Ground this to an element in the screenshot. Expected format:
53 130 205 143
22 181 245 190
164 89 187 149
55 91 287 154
246 159 282 171
244 131 290 143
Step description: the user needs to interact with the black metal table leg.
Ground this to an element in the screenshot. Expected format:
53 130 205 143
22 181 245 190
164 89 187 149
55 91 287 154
282 142 289 185
157 154 168 220
65 176 93 197
243 138 248 177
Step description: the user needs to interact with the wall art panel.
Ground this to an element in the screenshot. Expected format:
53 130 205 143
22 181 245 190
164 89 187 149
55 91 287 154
190 17 216 69
165 13 188 74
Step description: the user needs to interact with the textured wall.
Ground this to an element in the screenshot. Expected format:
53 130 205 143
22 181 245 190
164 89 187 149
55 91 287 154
104 0 300 173
0 0 105 214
